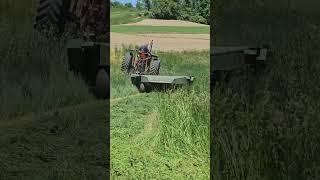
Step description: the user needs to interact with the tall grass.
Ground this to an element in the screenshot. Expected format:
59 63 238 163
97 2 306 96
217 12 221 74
0 1 107 179
0 0 93 120
212 8 320 180
110 46 139 98
111 47 210 178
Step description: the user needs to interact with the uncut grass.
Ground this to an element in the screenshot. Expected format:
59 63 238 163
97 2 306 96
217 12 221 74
110 46 138 98
0 1 107 179
211 9 320 180
111 47 210 178
0 0 94 121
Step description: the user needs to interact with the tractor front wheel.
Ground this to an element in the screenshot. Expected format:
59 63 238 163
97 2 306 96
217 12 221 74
150 60 160 75
95 68 109 99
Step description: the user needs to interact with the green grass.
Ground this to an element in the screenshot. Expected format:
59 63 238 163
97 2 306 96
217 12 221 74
111 7 144 25
0 1 95 120
111 25 210 34
0 101 108 179
110 48 210 179
211 6 320 180
0 0 107 178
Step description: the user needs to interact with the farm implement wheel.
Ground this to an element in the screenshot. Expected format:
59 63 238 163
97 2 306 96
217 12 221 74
121 52 133 74
137 83 151 93
95 68 109 99
149 60 160 75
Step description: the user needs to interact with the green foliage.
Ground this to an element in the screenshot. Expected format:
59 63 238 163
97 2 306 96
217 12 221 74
148 0 210 24
111 0 210 25
151 0 179 19
136 0 144 10
111 1 134 8
111 1 122 8
124 2 133 8
144 0 152 10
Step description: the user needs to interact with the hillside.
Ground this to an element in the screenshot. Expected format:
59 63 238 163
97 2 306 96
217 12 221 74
111 7 144 25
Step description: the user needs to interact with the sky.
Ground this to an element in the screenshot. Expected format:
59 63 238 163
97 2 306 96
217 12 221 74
112 0 137 6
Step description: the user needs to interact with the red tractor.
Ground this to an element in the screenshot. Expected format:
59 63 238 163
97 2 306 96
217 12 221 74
121 40 160 75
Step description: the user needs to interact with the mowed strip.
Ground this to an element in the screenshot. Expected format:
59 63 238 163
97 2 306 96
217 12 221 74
111 32 209 51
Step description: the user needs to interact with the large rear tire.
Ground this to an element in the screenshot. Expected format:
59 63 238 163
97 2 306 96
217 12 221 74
34 0 69 33
95 69 109 99
149 60 160 75
121 52 133 74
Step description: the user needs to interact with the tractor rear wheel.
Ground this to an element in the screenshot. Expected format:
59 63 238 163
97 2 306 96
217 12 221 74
34 0 69 33
121 53 133 74
95 68 109 99
150 60 160 75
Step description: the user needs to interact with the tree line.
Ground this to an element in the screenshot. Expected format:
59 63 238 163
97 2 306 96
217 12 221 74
111 0 210 25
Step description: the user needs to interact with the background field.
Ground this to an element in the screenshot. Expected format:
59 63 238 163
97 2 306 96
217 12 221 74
110 47 210 179
0 0 108 179
110 6 210 52
212 1 320 179
111 25 209 34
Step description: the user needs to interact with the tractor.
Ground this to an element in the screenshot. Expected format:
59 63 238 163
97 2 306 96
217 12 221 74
120 41 194 93
33 0 107 40
120 40 160 75
33 0 109 99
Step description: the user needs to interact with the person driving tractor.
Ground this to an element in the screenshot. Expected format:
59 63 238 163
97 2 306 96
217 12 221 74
138 45 150 59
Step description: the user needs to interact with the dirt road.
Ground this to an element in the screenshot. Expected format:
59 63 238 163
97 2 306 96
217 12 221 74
111 32 209 51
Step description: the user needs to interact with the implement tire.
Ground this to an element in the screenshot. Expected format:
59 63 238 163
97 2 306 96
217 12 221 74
95 68 109 99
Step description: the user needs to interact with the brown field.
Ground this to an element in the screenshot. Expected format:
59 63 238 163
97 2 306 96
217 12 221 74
111 32 209 51
121 19 209 27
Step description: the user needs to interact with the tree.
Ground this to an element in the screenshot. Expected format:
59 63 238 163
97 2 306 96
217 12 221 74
136 0 144 10
151 0 179 19
143 0 152 11
125 2 133 8
111 1 122 8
